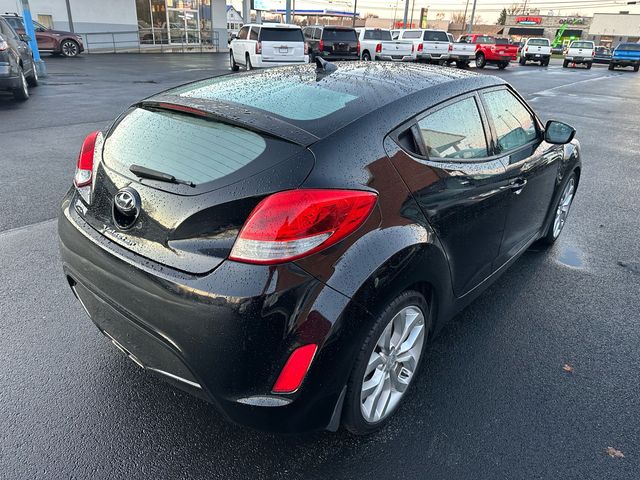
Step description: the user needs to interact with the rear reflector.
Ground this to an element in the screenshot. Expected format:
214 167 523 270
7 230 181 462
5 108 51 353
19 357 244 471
74 131 100 188
272 344 318 393
229 189 377 265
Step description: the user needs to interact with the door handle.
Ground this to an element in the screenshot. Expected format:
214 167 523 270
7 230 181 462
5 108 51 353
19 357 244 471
500 178 527 194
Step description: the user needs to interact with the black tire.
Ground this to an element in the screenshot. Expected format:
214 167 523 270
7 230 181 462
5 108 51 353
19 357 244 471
229 51 239 71
456 60 468 69
26 60 39 87
475 52 486 69
542 58 549 67
362 51 371 61
446 59 453 66
538 172 577 247
12 67 29 101
342 290 431 435
608 63 615 70
586 62 592 70
245 54 252 71
60 39 80 57
498 62 508 70
563 59 569 68
634 65 639 72
519 56 526 66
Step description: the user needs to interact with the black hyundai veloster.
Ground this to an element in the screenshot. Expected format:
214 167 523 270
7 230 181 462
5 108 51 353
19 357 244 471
58 62 580 434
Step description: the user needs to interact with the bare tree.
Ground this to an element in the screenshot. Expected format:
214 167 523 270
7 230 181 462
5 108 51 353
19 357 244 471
506 3 526 15
450 11 467 23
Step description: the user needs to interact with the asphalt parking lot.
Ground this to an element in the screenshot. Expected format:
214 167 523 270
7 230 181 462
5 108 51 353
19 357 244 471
1 53 639 479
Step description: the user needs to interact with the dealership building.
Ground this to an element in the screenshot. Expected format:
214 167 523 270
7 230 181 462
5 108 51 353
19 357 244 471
503 13 592 45
587 13 640 47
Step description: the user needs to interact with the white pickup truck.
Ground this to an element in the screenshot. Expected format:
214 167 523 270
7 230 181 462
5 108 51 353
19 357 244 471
563 40 595 69
356 28 414 62
392 29 450 64
448 37 476 68
519 37 552 66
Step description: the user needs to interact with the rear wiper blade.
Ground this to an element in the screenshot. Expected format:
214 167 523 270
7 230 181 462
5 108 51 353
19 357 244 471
129 164 195 188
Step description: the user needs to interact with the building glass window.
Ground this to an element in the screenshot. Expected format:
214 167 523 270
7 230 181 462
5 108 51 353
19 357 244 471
136 0 213 46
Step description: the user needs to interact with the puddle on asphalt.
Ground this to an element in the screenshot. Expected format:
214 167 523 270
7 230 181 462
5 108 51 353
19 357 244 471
555 244 584 268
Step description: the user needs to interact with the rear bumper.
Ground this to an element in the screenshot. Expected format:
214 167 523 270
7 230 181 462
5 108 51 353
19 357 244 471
417 53 450 60
523 53 550 60
0 62 20 89
319 53 359 61
254 56 309 67
564 56 592 63
611 59 640 67
375 54 414 62
58 191 361 433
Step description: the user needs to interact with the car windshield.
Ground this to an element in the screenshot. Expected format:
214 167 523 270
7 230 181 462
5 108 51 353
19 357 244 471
617 43 640 51
571 42 593 49
363 29 392 41
259 28 304 42
323 29 356 42
595 47 610 54
423 31 448 42
528 39 549 46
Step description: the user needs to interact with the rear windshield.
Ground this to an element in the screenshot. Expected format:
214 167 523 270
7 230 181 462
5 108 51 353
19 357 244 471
259 28 304 42
363 29 392 41
322 29 357 42
423 31 448 42
617 43 640 51
571 41 593 49
476 36 496 44
528 39 549 46
104 108 278 185
402 31 422 39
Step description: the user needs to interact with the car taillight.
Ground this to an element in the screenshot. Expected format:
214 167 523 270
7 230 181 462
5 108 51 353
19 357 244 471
592 50 596 56
411 44 415 53
304 42 309 55
525 47 529 53
0 38 8 51
74 131 100 188
375 43 382 53
229 189 377 265
417 43 423 52
272 344 317 393
256 41 262 54
448 43 452 52
357 41 360 54
319 39 324 51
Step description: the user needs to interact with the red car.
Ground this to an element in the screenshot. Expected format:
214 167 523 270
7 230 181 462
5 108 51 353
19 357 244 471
1 13 84 57
458 34 518 69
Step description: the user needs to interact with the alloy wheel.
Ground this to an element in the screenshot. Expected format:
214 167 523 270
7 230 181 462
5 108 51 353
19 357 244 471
553 178 575 238
360 305 425 423
61 40 79 57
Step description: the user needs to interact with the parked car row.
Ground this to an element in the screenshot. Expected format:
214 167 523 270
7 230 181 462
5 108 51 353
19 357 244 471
0 14 38 100
2 13 84 57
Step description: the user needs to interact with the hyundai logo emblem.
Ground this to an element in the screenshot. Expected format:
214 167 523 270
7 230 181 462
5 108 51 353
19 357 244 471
112 186 141 230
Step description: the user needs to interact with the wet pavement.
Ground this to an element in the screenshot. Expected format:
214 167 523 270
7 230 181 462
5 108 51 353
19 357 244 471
1 54 639 479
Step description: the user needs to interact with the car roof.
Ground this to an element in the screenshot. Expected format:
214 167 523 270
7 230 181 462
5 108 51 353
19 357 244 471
249 23 301 29
149 62 504 144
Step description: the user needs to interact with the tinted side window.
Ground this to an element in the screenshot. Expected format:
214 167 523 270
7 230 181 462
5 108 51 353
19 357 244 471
237 26 249 40
249 27 259 41
483 89 538 153
5 17 23 31
364 29 391 41
417 97 488 160
0 18 18 40
303 28 312 39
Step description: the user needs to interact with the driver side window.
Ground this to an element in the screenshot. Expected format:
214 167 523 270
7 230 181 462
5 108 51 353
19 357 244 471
482 89 538 153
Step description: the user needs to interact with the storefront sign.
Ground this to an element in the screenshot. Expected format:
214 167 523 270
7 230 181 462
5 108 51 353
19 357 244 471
516 16 542 25
558 17 586 25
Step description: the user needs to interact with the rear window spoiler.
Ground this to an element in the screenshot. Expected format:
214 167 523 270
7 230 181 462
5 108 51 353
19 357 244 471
139 94 320 147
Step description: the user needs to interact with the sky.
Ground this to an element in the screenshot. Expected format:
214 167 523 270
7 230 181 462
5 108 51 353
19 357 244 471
231 0 640 24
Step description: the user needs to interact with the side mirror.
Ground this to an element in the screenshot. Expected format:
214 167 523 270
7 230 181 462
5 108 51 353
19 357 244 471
20 34 31 42
544 120 576 145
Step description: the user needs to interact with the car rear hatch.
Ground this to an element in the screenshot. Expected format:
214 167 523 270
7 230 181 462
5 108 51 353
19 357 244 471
380 41 413 57
79 97 316 275
421 31 449 55
322 28 358 57
259 27 306 62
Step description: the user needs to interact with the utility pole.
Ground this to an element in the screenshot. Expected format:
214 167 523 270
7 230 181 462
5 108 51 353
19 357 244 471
352 0 357 27
64 0 74 32
285 0 291 23
466 0 477 33
409 0 416 27
462 0 470 33
402 0 409 27
20 0 46 76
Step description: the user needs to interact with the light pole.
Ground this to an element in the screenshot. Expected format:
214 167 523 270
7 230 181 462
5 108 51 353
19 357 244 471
402 0 409 27
466 0 478 34
462 0 470 33
352 0 357 27
20 0 46 77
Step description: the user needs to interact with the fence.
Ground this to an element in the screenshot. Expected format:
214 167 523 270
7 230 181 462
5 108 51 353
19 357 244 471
77 29 221 54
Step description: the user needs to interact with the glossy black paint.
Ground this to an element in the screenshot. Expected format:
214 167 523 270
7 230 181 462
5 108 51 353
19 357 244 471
58 63 581 433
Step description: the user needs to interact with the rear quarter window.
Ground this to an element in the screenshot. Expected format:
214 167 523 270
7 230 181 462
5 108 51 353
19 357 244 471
260 28 304 42
103 108 301 186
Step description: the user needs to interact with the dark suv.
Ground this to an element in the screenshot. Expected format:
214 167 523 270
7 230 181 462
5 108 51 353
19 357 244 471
0 15 38 100
303 26 359 62
2 13 84 57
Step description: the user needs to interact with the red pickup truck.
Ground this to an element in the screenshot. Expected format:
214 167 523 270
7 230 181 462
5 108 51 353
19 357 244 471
458 34 519 69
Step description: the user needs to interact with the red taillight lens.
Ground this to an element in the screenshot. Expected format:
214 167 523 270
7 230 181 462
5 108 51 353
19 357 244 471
592 50 596 56
448 43 453 52
319 39 324 51
357 41 361 54
256 41 262 54
411 44 415 53
525 47 529 53
375 43 382 53
417 43 423 52
272 344 317 393
304 42 309 55
229 189 377 265
74 131 100 188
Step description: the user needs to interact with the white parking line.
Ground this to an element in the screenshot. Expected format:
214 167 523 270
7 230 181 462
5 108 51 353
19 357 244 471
531 73 621 95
